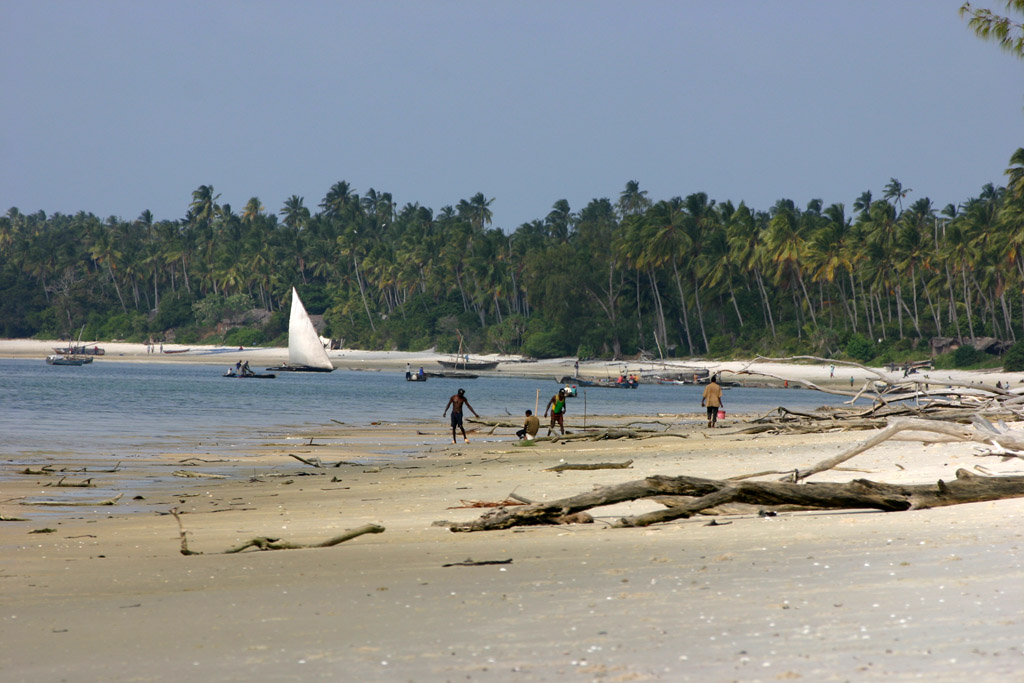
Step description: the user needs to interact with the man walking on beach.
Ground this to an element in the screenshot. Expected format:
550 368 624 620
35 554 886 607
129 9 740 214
516 409 540 440
443 388 479 444
544 389 567 435
701 375 723 428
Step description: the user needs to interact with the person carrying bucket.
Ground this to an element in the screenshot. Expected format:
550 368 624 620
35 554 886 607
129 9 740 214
701 375 723 428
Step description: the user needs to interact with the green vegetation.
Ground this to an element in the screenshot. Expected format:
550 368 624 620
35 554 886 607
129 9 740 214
2 150 1024 365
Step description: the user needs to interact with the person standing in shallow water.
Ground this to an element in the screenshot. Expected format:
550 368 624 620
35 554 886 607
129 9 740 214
701 375 723 428
443 388 479 444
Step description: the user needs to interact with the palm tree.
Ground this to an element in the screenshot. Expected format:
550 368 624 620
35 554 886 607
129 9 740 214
884 178 911 213
242 197 265 224
544 199 573 242
617 180 650 218
280 195 310 231
1006 147 1024 200
320 181 356 220
765 199 817 331
189 185 220 226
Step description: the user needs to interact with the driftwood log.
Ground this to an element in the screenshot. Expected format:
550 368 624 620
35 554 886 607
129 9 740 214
725 355 1024 434
449 414 1024 532
171 508 384 555
21 493 124 507
545 459 634 472
448 470 1024 532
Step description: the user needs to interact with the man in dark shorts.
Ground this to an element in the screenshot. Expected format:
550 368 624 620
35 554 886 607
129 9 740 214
443 388 479 444
544 389 567 435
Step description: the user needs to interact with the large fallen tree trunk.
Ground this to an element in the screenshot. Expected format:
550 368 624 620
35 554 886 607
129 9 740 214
447 470 1024 531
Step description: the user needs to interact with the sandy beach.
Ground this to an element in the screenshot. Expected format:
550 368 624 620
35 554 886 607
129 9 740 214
2 340 1023 681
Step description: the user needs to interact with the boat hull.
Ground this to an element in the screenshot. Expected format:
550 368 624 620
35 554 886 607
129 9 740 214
52 346 104 355
437 360 499 371
265 365 333 373
558 375 637 389
224 372 276 379
46 355 91 366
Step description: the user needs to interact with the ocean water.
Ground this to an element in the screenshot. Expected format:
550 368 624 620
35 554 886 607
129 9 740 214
0 358 855 462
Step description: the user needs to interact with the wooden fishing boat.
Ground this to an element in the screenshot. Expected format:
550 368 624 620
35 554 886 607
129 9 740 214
224 371 276 379
558 375 637 389
46 354 92 366
436 358 499 371
52 345 104 355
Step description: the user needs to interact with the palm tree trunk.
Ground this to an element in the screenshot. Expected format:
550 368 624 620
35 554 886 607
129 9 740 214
945 264 962 342
923 281 942 337
961 268 975 340
1001 292 1015 342
728 281 744 328
353 254 376 332
106 263 128 314
755 270 776 339
692 272 709 354
670 262 695 354
795 268 817 326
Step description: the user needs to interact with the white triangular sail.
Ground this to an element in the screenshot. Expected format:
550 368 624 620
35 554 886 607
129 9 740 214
288 288 334 370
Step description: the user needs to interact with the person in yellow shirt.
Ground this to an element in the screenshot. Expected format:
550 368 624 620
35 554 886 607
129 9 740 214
544 389 567 435
701 375 723 428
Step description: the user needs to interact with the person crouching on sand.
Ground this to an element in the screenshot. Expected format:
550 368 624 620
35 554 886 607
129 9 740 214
517 409 540 441
443 388 479 444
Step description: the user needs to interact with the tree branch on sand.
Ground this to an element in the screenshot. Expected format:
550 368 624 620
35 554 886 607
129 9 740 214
725 356 1024 435
446 415 1024 532
170 507 384 555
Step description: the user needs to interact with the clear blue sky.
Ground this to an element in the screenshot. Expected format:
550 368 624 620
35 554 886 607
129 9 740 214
2 0 1021 230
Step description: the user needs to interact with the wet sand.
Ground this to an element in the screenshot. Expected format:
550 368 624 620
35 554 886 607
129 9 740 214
2 341 1023 681
3 416 1023 681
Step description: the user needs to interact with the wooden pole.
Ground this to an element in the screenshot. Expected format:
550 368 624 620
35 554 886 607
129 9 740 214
583 390 587 429
535 389 540 415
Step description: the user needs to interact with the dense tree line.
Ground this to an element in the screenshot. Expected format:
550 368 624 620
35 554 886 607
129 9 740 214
1 149 1022 362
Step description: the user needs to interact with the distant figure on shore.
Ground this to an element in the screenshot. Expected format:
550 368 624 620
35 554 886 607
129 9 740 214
406 363 412 380
443 388 479 444
701 375 723 428
517 409 540 441
241 361 252 377
235 360 242 375
544 389 567 435
418 366 425 379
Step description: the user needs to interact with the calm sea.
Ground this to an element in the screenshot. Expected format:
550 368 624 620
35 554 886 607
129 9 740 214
0 358 854 463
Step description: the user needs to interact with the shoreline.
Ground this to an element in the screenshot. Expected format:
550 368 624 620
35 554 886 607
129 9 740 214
4 337 1021 390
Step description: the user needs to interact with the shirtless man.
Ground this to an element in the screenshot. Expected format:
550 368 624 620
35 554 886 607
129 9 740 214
443 388 479 444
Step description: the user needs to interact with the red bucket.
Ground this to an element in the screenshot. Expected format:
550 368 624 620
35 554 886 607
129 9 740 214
717 409 725 421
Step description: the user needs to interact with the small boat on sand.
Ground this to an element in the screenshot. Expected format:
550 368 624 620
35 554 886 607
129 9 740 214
52 345 104 355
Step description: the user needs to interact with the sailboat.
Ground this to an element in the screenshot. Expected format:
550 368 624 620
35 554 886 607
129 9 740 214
435 329 499 371
265 288 335 373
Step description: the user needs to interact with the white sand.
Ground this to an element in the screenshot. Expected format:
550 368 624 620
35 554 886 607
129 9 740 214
2 340 1023 681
